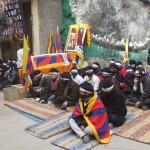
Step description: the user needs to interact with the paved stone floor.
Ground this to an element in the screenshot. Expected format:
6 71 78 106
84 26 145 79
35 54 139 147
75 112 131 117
0 91 150 150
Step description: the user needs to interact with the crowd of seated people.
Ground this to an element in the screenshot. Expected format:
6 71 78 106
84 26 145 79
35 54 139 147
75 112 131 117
0 59 19 90
1 58 150 143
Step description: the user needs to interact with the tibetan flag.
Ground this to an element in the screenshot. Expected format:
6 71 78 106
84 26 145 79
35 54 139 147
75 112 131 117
75 28 84 68
70 93 110 143
47 32 55 54
56 26 62 53
22 35 34 87
123 37 129 62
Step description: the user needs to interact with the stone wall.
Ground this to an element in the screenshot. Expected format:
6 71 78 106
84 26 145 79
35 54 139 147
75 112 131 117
38 0 63 54
61 0 150 65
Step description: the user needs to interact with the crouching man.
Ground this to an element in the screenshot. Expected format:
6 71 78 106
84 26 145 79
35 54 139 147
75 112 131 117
69 82 110 143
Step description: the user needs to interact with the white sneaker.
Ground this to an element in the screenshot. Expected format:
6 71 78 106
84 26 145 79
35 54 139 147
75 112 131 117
35 98 40 102
48 101 55 106
61 101 68 109
40 100 46 104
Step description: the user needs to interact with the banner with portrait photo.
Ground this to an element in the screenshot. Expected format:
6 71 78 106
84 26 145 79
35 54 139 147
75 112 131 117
65 24 90 68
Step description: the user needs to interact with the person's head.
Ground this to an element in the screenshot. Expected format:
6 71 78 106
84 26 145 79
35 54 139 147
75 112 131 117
115 61 123 71
101 67 112 79
136 62 143 69
129 59 136 69
102 80 115 94
60 72 71 82
33 70 42 80
70 67 78 78
49 68 59 80
134 68 145 80
79 82 94 100
126 66 134 74
85 66 93 77
110 64 118 75
109 59 116 66
92 62 101 73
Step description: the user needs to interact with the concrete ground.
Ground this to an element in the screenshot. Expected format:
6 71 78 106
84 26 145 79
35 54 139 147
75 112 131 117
0 91 150 150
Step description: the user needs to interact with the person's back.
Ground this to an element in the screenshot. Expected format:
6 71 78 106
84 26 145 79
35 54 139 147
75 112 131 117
17 42 23 69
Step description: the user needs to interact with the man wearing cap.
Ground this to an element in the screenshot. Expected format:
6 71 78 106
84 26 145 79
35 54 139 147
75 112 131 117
38 68 60 104
127 68 150 110
83 66 100 92
69 82 110 143
53 72 79 109
70 67 83 85
100 80 127 128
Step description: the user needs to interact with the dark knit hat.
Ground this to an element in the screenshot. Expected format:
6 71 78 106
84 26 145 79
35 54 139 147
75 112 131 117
49 68 58 74
80 82 94 93
102 80 114 92
60 72 71 80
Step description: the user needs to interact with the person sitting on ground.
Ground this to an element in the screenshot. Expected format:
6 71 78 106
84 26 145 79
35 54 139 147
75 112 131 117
92 62 103 79
37 68 60 104
28 70 49 98
123 66 135 96
69 82 110 143
110 64 126 91
70 67 83 85
100 80 127 128
83 66 100 92
136 61 143 69
99 67 120 93
128 59 136 72
126 68 150 110
115 60 126 77
52 72 79 109
109 58 116 67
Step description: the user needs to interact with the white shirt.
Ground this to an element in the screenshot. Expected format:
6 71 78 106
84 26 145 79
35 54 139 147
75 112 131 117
83 74 100 92
17 48 23 68
71 74 84 85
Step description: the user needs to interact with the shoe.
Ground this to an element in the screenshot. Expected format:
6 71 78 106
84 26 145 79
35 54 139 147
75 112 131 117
109 123 114 129
48 101 55 106
61 101 68 110
40 100 46 104
82 134 91 143
142 105 149 111
35 98 40 102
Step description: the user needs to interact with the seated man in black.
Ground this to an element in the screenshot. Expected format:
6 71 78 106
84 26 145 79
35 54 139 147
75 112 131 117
100 80 127 128
53 72 80 109
126 68 150 110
